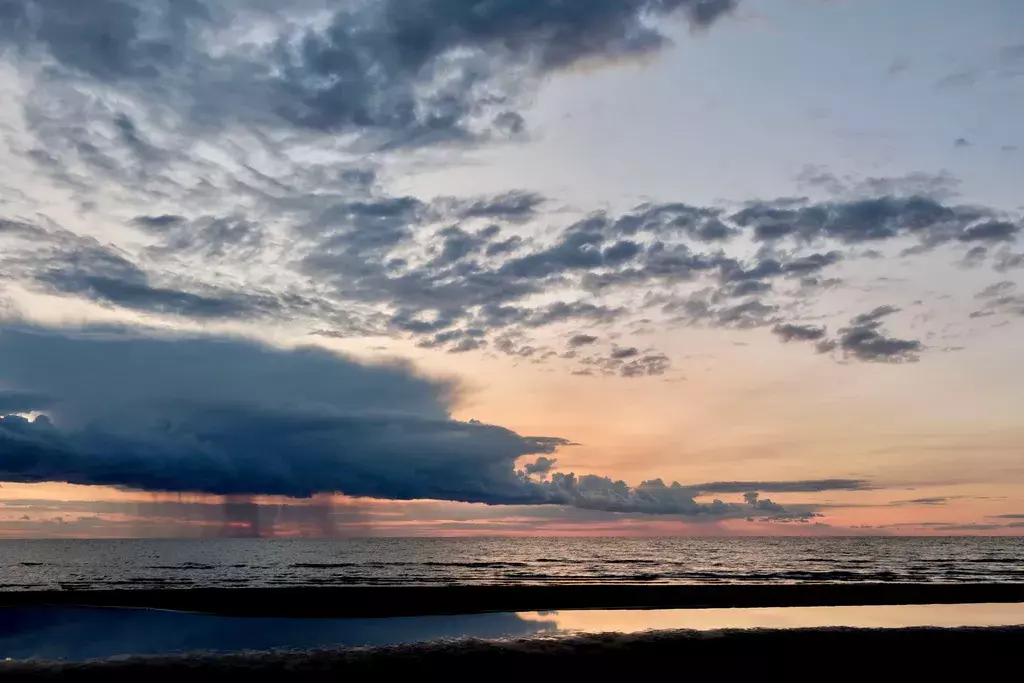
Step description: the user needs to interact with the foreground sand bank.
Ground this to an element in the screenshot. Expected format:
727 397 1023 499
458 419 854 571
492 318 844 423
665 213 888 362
2 627 1023 679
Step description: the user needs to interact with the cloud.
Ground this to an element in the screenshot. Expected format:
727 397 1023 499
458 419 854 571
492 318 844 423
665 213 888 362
797 167 962 201
772 323 827 343
610 347 640 360
972 281 1024 319
958 221 1020 243
0 323 564 504
3 0 739 150
0 218 354 326
931 523 1002 532
0 323 813 518
0 390 55 414
6 175 1014 371
779 307 922 364
0 0 1020 382
567 334 599 348
730 195 1002 247
668 296 779 330
618 353 671 378
688 479 870 494
538 474 816 519
833 308 921 363
524 456 557 478
135 214 265 259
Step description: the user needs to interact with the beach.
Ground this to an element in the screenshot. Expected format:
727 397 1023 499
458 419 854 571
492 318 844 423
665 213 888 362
3 626 1022 679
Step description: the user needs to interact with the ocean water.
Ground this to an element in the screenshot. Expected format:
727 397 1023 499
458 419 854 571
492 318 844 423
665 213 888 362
1 536 1022 590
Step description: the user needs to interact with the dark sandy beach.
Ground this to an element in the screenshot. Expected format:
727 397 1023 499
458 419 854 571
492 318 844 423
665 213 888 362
2 583 1024 618
2 626 1023 680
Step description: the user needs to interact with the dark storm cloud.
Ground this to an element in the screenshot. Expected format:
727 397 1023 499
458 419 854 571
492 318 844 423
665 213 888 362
4 0 208 80
0 390 55 414
0 323 814 517
3 0 738 149
264 0 739 141
0 496 369 539
0 324 563 503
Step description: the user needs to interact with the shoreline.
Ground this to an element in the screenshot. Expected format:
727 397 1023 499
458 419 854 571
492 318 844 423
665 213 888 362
2 583 1023 618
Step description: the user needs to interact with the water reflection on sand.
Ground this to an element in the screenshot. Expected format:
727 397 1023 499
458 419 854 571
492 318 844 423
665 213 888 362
519 602 1024 634
1 603 1022 661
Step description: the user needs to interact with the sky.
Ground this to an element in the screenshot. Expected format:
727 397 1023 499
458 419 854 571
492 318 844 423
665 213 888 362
0 0 1022 538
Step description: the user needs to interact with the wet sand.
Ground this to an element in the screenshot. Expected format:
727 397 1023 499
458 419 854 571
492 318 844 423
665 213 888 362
2 626 1022 679
2 583 1024 618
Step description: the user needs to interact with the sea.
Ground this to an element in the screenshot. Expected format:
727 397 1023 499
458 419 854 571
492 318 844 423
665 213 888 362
2 536 1023 591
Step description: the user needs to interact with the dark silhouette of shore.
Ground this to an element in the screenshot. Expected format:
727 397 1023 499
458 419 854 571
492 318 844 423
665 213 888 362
2 583 1023 618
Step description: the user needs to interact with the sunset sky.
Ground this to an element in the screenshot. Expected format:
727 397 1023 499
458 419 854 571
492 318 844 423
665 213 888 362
1 0 1022 537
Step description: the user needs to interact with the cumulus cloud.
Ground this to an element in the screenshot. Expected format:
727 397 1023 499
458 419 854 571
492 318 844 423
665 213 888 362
0 324 563 503
524 456 558 479
0 324 816 518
